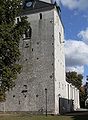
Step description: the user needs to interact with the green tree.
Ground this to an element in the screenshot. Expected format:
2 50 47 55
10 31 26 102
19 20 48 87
66 71 83 89
66 71 86 108
79 86 86 108
0 0 29 101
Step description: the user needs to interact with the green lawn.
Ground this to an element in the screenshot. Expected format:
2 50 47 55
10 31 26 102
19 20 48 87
0 114 88 120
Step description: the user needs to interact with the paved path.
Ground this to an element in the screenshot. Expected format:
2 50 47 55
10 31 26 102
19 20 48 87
66 109 88 116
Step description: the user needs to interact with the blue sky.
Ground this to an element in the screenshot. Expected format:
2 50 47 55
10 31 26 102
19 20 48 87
53 0 88 84
61 7 88 40
62 7 88 84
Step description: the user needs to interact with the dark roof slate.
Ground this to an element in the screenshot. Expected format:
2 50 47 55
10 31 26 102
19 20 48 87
21 1 54 15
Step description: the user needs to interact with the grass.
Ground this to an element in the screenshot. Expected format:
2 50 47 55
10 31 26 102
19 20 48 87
0 113 88 120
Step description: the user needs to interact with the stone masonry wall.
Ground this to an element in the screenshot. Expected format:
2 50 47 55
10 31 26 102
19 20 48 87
0 9 55 113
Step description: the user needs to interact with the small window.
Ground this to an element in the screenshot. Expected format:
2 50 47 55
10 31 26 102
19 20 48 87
59 32 61 43
19 101 20 105
24 85 27 89
59 82 60 88
32 48 33 51
37 58 39 60
37 42 39 45
24 95 27 98
52 43 54 45
40 13 42 19
17 18 20 23
13 95 15 98
36 95 39 97
50 75 53 79
52 35 54 37
52 52 54 56
52 63 53 66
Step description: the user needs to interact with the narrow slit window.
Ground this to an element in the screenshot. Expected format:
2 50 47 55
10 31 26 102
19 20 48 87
59 32 61 43
24 95 27 98
40 13 42 20
32 48 33 51
19 101 20 105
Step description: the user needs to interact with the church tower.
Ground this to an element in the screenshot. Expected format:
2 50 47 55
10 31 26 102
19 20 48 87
0 0 67 114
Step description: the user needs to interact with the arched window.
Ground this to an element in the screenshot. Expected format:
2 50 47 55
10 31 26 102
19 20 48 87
23 26 32 39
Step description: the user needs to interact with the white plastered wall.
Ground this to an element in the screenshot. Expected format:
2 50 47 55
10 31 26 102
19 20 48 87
54 8 66 114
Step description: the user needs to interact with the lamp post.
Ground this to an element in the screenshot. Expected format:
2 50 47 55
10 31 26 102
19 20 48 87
0 68 2 87
45 88 47 116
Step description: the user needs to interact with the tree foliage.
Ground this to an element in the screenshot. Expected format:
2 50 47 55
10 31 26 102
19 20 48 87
66 71 83 89
0 0 29 101
79 86 86 108
66 71 87 108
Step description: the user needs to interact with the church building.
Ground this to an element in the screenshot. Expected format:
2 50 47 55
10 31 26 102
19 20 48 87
0 0 80 114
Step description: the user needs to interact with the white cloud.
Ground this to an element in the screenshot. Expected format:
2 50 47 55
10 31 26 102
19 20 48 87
52 0 88 10
66 66 84 74
65 40 88 74
78 27 88 44
60 0 78 10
